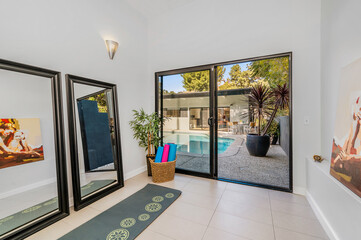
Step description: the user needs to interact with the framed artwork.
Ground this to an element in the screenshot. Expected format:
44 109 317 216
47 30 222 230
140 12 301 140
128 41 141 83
0 59 69 239
331 58 361 198
0 118 44 169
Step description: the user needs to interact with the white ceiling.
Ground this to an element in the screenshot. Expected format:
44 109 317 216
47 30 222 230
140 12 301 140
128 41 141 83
125 0 196 19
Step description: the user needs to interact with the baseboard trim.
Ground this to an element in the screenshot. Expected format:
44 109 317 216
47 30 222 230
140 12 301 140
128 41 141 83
124 165 147 180
0 178 56 200
293 185 306 195
69 197 74 208
306 191 339 240
68 166 147 207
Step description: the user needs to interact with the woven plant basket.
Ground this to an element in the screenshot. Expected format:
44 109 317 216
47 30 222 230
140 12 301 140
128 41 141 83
149 158 177 183
146 154 156 176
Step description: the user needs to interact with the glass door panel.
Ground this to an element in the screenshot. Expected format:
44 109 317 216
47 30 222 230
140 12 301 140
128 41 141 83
216 56 291 190
159 69 212 175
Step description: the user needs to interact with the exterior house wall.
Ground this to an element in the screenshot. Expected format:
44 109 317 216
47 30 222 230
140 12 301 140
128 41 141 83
163 93 250 132
230 103 249 123
164 117 189 131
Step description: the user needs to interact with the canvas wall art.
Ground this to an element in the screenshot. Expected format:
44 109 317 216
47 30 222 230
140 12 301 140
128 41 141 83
331 58 361 198
0 118 44 169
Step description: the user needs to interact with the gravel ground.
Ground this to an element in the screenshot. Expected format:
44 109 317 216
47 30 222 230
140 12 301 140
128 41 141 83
176 135 289 188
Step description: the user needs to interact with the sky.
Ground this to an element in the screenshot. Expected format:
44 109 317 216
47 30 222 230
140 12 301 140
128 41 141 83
162 61 251 93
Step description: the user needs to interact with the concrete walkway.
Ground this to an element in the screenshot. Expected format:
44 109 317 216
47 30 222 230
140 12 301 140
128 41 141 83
176 134 289 188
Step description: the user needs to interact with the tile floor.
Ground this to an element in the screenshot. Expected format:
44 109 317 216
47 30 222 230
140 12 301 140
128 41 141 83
0 183 57 219
26 172 329 240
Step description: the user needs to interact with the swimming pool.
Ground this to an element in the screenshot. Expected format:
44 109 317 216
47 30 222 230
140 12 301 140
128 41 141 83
163 133 234 154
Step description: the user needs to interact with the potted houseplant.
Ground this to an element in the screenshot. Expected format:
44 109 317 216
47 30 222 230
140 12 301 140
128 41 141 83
129 109 163 176
246 83 289 156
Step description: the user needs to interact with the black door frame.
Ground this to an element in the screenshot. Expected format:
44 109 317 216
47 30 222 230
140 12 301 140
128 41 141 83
155 52 293 192
156 65 215 178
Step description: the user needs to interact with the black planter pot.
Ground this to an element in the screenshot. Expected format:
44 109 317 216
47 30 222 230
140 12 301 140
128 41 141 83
246 134 271 157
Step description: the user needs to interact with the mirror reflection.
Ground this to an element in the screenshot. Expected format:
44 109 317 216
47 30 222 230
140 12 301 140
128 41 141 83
73 83 118 200
0 70 61 237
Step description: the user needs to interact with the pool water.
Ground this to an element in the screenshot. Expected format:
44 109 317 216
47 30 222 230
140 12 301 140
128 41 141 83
163 133 234 154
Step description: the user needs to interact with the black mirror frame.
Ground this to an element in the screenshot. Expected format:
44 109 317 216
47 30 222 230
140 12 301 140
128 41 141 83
0 59 69 240
65 74 124 211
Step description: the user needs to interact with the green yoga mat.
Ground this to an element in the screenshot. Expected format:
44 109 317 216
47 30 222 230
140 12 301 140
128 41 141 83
0 197 58 236
81 179 117 198
59 184 182 240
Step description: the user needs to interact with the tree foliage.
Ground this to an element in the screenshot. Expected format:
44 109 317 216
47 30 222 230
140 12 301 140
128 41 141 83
182 66 226 92
182 71 209 92
246 83 289 136
163 89 176 94
249 57 289 88
217 65 226 83
248 84 273 135
218 65 253 90
87 92 108 113
250 78 270 88
261 83 289 135
180 57 289 92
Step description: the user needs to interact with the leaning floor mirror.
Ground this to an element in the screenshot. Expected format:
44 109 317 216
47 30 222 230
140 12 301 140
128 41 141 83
66 74 124 211
0 59 68 239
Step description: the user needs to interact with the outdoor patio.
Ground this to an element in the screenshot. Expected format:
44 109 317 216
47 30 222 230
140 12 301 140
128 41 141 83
176 134 290 189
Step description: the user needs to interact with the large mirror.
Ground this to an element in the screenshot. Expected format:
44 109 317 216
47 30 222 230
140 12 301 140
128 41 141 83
0 59 68 239
66 75 123 211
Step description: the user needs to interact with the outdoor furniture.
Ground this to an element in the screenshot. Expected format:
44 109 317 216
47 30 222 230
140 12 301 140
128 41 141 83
237 124 245 134
231 125 237 134
227 122 233 133
243 125 250 134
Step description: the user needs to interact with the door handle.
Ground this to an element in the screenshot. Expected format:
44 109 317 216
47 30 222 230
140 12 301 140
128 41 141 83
208 117 213 126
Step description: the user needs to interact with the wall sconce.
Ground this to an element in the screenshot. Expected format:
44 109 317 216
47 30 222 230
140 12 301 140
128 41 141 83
105 40 119 60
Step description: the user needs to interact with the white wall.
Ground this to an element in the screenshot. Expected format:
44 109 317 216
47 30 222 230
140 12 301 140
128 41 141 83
0 0 150 200
148 0 322 192
1 1 360 239
320 0 361 162
306 0 361 239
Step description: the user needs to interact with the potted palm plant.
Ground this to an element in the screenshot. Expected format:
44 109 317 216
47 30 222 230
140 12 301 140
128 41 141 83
129 109 163 176
246 83 289 156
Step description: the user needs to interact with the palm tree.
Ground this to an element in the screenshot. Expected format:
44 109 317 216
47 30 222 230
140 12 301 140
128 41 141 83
248 84 273 135
262 83 289 136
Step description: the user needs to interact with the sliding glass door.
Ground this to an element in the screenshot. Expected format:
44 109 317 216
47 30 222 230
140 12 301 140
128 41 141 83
156 67 215 177
156 52 292 191
216 55 291 190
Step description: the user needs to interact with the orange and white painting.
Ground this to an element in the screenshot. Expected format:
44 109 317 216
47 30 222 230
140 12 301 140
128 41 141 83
0 118 44 169
331 59 361 198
